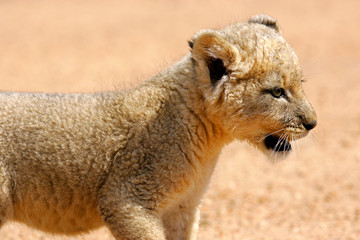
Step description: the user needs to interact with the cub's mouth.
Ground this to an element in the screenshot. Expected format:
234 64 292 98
264 134 292 152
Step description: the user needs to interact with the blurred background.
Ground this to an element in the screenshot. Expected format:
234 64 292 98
0 0 359 239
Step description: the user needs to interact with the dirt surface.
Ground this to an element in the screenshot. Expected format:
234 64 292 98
0 0 359 239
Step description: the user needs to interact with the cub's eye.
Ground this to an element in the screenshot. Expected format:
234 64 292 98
270 87 285 98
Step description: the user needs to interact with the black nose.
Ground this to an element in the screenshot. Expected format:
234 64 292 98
303 120 317 130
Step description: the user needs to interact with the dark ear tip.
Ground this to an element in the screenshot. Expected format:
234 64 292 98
248 14 281 33
188 40 194 49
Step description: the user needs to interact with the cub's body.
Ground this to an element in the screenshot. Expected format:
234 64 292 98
0 15 316 240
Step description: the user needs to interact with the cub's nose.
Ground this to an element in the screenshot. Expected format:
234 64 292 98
303 120 317 130
301 103 317 131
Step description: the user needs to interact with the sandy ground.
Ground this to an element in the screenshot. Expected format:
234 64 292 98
0 0 360 239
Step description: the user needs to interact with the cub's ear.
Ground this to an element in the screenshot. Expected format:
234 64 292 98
248 14 281 34
189 31 239 85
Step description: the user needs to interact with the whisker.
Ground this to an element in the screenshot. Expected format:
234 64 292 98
307 130 318 146
292 133 296 151
294 133 301 153
258 128 286 142
271 150 278 162
269 134 284 162
281 134 289 159
274 133 286 154
272 133 284 153
286 134 291 159
290 133 296 159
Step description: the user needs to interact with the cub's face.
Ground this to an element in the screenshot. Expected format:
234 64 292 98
190 15 317 158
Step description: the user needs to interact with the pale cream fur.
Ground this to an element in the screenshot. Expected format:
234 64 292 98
0 15 316 240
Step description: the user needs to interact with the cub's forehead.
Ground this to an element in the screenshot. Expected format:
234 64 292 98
221 22 282 43
220 22 302 83
264 65 303 88
220 22 287 54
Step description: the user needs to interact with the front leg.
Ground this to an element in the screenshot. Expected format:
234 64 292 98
99 180 166 240
99 200 166 240
162 205 201 240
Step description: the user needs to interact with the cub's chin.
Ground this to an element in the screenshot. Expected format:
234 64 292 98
254 134 293 161
264 134 292 152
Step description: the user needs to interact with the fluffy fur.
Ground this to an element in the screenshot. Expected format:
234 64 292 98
0 15 316 240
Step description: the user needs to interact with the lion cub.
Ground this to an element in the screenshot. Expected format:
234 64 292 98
0 15 316 240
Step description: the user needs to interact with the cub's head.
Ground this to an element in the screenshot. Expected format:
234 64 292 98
189 15 317 158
